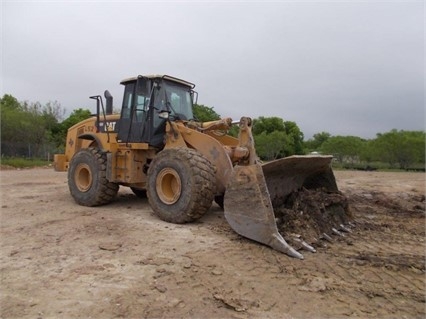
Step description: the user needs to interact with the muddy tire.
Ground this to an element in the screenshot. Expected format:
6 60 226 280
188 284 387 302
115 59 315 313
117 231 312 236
147 148 215 223
68 148 119 206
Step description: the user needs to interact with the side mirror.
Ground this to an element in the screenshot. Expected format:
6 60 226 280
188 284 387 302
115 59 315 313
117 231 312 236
191 90 198 105
158 111 170 119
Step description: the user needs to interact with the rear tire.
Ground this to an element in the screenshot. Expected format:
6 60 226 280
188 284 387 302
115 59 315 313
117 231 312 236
147 148 215 223
68 147 119 206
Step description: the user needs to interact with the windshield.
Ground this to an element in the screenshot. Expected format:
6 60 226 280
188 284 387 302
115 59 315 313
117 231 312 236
163 81 194 120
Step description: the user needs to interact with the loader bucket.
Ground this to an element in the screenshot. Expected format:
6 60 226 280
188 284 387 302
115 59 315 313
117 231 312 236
224 155 337 259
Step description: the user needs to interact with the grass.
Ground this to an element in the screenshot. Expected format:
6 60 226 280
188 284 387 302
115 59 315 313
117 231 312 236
0 157 51 169
332 161 425 172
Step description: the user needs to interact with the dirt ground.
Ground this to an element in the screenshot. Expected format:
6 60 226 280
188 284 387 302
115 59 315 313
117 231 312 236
0 167 425 319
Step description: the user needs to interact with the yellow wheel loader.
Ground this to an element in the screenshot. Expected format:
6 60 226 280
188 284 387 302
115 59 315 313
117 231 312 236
54 75 350 259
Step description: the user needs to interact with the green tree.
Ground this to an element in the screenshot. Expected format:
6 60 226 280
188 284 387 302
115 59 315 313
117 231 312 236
359 139 375 164
0 94 21 110
192 104 220 122
254 131 290 160
1 94 26 156
283 121 304 155
252 116 304 158
320 135 365 165
304 132 331 152
22 102 48 157
407 131 426 165
1 95 65 157
252 116 285 135
56 108 92 149
371 130 425 169
60 108 92 131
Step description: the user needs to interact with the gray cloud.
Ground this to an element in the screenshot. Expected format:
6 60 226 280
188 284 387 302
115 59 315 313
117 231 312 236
2 1 424 139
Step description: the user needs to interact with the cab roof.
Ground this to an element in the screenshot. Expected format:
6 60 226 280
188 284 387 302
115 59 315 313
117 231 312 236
120 74 195 89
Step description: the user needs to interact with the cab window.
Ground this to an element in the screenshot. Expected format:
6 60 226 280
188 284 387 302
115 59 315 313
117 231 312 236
121 83 135 119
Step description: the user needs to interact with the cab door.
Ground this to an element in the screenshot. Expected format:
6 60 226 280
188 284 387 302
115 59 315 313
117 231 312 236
117 78 150 143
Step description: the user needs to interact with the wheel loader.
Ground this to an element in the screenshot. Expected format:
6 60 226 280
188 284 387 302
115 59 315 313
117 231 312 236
54 74 349 259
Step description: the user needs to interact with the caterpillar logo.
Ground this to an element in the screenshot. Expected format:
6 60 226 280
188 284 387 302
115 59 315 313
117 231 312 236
98 121 117 132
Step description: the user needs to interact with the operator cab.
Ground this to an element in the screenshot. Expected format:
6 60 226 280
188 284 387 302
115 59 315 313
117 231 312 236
117 75 196 147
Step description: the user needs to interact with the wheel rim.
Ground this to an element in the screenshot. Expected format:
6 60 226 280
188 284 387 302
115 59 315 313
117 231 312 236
156 168 182 204
75 163 92 192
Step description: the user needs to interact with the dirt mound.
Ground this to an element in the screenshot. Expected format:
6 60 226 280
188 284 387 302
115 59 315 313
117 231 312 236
275 188 352 248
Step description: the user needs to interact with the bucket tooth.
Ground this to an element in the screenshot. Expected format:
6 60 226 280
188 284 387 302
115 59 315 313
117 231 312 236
339 224 352 233
332 227 345 237
270 234 304 259
321 233 333 242
302 241 316 253
293 237 316 253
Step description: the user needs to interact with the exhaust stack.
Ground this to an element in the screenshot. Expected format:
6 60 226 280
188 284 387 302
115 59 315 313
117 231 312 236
104 90 113 115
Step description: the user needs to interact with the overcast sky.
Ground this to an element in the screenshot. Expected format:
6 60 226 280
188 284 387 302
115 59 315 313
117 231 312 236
2 0 424 139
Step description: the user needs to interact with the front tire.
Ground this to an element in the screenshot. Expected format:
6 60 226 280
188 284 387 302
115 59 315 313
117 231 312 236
68 147 119 206
147 148 215 223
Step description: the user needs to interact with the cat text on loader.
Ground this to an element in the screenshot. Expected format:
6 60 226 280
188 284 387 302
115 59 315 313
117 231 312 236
54 74 352 259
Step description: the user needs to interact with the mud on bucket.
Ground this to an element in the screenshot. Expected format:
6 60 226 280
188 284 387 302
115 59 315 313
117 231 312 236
223 155 340 259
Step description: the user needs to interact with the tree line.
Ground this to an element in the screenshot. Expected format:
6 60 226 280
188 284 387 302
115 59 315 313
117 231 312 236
194 103 424 170
1 94 90 159
1 95 424 170
304 131 425 170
